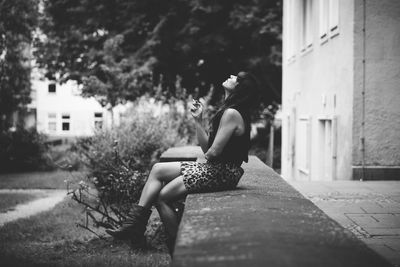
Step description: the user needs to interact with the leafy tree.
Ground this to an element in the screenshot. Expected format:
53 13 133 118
36 0 282 112
81 34 153 116
0 0 38 131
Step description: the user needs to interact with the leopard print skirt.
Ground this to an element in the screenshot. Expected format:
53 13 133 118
180 160 244 193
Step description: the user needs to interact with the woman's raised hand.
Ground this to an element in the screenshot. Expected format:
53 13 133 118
189 99 204 120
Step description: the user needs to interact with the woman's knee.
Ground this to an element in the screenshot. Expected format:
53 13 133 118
150 163 164 180
157 188 170 204
150 162 181 182
157 178 187 204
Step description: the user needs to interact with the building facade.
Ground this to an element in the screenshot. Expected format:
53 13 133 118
34 78 104 139
32 69 130 140
282 0 400 181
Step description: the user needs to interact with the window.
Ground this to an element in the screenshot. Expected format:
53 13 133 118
319 0 329 40
285 0 296 60
286 0 313 60
329 0 339 35
300 0 314 51
48 113 57 132
317 117 337 180
319 0 339 42
48 83 56 93
305 0 314 48
94 112 103 130
297 117 311 174
62 113 70 131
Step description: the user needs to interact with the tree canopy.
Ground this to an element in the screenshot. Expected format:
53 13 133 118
35 0 282 110
0 0 38 131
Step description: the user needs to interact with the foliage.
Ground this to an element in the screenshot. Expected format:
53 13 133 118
0 126 52 173
249 126 281 170
81 34 153 109
151 73 222 143
74 100 188 203
0 0 38 131
35 0 282 110
48 144 84 171
249 101 281 169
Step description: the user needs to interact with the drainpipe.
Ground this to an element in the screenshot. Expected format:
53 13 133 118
268 123 274 168
360 0 367 181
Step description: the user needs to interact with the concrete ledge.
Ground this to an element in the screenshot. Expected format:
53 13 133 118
353 166 400 180
160 147 393 267
160 146 204 162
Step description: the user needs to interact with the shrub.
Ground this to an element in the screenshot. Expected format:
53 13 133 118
0 126 52 173
75 105 188 204
48 144 84 171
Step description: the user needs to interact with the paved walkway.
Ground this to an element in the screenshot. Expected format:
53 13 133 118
0 189 66 226
288 180 400 267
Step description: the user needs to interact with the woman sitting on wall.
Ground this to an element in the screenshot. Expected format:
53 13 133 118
106 71 260 253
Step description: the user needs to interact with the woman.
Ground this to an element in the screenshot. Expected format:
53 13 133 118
106 71 259 253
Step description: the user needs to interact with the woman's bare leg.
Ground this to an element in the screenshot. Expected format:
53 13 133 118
138 162 182 208
156 176 188 237
137 161 188 252
107 162 183 240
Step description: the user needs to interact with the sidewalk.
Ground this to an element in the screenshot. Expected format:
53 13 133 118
288 180 400 267
0 189 66 226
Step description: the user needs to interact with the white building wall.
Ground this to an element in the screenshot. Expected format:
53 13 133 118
282 0 354 181
33 73 179 140
34 78 106 138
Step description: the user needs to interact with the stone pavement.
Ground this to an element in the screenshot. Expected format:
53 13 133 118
172 156 392 267
288 180 400 267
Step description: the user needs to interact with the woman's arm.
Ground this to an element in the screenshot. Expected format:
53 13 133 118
189 99 209 153
195 118 209 153
204 109 240 161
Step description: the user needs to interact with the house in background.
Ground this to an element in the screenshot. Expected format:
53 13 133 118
282 0 400 181
32 69 130 141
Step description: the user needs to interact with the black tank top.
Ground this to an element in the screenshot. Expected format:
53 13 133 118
207 106 250 166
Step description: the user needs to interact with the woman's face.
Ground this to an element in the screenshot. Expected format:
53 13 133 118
222 75 238 91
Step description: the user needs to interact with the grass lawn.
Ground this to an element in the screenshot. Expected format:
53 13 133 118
0 197 170 267
0 170 85 189
0 170 170 266
0 192 45 213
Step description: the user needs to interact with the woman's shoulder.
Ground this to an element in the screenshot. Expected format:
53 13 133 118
222 108 243 121
211 107 247 128
224 107 250 122
221 108 246 135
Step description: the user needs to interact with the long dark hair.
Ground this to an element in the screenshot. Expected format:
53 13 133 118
211 71 260 124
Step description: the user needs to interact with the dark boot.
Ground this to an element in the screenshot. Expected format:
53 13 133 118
106 204 152 245
166 233 177 256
